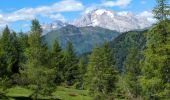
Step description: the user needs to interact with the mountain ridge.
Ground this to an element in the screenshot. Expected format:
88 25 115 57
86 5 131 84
41 9 154 33
44 25 120 54
72 9 153 32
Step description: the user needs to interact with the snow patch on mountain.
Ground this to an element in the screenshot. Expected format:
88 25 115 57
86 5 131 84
42 20 68 34
72 9 154 32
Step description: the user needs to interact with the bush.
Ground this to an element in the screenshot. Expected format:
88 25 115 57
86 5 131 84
11 73 30 86
0 76 11 91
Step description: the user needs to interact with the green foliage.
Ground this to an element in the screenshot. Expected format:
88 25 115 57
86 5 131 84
75 57 87 89
123 45 141 98
0 76 11 91
23 19 55 98
0 43 6 77
63 41 79 85
140 20 170 99
110 30 147 72
52 86 92 100
44 25 119 54
0 26 11 76
17 32 29 67
50 39 64 84
0 26 21 77
8 32 21 74
153 0 170 20
86 42 118 98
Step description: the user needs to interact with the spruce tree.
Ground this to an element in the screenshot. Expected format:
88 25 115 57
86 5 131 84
76 57 87 89
0 26 20 75
85 47 100 91
0 26 11 76
23 19 54 98
9 32 21 74
51 40 64 84
153 0 170 20
86 42 118 99
17 32 29 68
63 41 78 85
140 0 170 99
124 45 141 98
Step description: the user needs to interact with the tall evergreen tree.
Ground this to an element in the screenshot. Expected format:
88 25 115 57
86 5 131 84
8 32 20 74
101 42 118 94
124 45 141 98
17 32 29 68
140 0 170 99
0 26 20 76
86 42 118 99
23 19 54 98
153 0 170 20
0 26 11 76
51 40 64 84
63 41 78 85
76 56 87 89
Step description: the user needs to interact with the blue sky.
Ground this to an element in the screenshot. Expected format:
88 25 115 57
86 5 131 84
0 0 157 32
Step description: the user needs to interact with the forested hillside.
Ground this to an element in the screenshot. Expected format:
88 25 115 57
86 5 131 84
44 25 119 54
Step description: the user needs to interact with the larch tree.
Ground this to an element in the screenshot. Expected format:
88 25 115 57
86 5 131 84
23 19 54 98
140 0 170 99
124 45 141 98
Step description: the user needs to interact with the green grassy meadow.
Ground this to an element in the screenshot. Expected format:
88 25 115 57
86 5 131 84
0 86 92 100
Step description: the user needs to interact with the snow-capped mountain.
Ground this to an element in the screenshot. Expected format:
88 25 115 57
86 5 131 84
72 9 153 32
42 20 68 34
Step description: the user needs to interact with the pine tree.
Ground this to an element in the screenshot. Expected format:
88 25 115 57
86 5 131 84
51 40 63 84
124 45 141 98
140 0 170 99
63 41 78 85
0 26 11 76
85 47 100 91
86 42 118 99
153 0 170 20
23 19 54 98
0 26 21 76
9 32 21 74
17 32 29 68
101 42 117 94
76 57 87 89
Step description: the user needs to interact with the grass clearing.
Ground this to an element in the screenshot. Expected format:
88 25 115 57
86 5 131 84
53 86 92 100
4 86 92 100
6 86 33 97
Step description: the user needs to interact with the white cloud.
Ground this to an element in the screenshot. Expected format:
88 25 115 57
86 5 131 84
0 0 84 26
102 0 132 8
45 13 66 21
137 11 156 23
138 11 153 17
0 14 3 18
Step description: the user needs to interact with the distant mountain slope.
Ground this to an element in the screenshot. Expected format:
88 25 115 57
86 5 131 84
110 30 147 71
44 25 120 54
